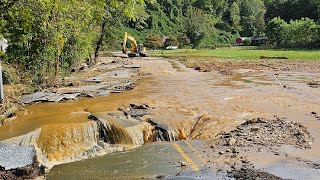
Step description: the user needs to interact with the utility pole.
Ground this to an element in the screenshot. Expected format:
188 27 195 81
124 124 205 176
0 60 3 102
0 37 7 102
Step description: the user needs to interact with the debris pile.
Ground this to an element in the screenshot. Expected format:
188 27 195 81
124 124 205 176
216 118 313 150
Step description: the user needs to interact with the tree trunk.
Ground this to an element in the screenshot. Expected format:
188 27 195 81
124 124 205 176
93 0 110 64
54 54 59 78
94 20 107 63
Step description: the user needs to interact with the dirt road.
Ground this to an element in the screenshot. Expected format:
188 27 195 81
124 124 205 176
0 56 319 179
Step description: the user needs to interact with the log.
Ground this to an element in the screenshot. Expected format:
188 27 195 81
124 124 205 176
260 56 288 59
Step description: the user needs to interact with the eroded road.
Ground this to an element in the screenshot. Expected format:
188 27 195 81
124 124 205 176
0 56 319 179
48 141 216 180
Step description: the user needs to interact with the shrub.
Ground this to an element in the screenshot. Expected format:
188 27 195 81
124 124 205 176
242 38 252 46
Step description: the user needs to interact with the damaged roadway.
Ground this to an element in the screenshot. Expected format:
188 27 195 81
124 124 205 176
0 55 320 179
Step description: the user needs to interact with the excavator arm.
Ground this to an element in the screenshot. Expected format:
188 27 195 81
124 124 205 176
122 32 138 53
122 32 147 57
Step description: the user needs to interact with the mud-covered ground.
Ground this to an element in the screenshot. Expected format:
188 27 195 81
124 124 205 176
178 57 320 75
201 118 315 179
1 55 320 179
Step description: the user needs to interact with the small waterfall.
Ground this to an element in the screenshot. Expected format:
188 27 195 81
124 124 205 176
0 104 189 170
36 122 99 162
89 112 152 147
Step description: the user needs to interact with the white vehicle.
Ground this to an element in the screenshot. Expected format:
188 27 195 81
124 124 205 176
165 46 178 50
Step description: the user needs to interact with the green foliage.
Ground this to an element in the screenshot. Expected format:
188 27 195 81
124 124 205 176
264 0 320 22
164 37 179 47
230 2 241 31
0 0 150 87
242 38 252 46
144 34 163 50
195 30 237 49
185 6 217 47
239 0 266 36
177 34 191 48
265 17 287 46
266 17 320 48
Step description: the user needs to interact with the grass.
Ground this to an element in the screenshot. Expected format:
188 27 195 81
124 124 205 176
149 46 320 61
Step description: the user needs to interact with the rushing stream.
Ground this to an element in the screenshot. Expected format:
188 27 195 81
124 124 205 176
0 58 320 179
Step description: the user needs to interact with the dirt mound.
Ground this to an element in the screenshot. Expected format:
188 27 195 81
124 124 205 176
228 168 284 180
217 118 313 149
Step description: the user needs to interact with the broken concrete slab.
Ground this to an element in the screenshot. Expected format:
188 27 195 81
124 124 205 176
0 143 36 169
21 92 55 104
21 81 135 104
21 92 87 104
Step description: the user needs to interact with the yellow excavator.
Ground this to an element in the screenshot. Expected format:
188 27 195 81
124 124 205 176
122 32 148 57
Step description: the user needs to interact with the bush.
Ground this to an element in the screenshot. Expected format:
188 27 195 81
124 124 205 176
1 65 17 85
242 38 252 46
144 34 163 51
266 17 320 48
195 30 237 49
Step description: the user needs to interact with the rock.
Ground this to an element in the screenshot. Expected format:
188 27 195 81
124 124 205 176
228 138 237 146
179 161 187 167
156 175 166 179
130 104 150 110
67 82 74 87
246 137 253 141
231 148 238 153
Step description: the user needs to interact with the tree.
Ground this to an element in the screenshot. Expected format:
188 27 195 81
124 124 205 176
193 0 228 19
230 2 241 31
0 0 150 87
93 0 151 63
164 37 179 48
184 6 216 47
239 0 266 36
178 33 191 47
266 17 319 48
265 17 287 47
264 0 320 22
144 34 163 51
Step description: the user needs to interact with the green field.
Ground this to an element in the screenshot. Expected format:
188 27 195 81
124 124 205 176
149 47 320 61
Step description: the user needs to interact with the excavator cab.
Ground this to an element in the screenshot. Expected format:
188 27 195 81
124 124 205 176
122 32 148 57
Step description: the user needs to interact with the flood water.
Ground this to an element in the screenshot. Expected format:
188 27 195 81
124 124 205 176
0 59 319 179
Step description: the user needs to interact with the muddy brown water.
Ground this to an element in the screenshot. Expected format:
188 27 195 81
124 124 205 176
0 86 146 141
0 59 320 179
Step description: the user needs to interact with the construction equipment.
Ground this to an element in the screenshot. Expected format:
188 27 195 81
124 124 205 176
122 32 147 57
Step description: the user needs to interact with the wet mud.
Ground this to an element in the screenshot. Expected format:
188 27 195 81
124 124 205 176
0 158 44 180
203 118 315 179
